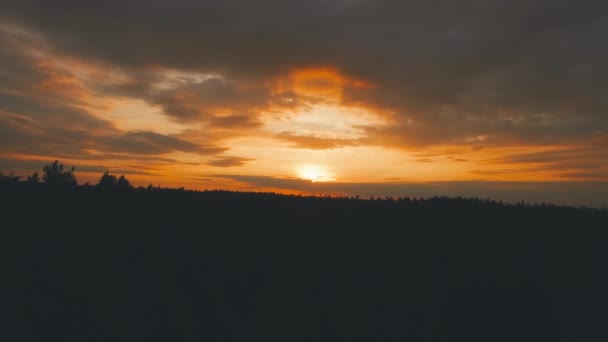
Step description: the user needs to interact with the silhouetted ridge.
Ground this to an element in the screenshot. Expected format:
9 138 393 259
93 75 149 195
1 163 607 341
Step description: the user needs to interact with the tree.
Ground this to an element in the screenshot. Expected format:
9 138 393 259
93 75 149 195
116 175 132 191
42 160 77 186
97 171 117 190
97 171 132 191
26 171 40 184
0 171 21 183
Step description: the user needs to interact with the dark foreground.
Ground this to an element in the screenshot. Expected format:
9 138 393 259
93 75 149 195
2 184 608 341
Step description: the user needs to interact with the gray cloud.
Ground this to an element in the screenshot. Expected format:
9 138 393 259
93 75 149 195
207 156 253 167
486 148 608 165
3 0 607 147
93 69 286 129
98 131 226 155
0 27 228 162
209 114 262 129
1 0 608 190
477 146 608 180
0 157 159 179
144 77 272 123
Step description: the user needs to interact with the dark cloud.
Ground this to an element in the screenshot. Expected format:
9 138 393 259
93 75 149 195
207 156 253 167
210 114 262 129
144 77 272 123
0 107 226 159
3 0 607 147
0 111 102 158
98 131 226 156
94 70 287 128
0 157 156 177
0 26 228 161
477 146 608 180
0 157 56 173
97 168 158 176
487 148 608 165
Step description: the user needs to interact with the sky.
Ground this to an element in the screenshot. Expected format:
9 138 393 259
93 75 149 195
1 0 607 206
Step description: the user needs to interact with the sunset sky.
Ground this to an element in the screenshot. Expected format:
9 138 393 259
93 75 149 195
1 1 607 206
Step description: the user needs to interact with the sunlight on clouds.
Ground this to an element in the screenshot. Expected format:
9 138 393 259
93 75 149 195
262 66 390 145
270 66 374 109
262 104 389 139
212 137 465 184
102 99 190 135
152 69 221 91
3 22 601 193
297 164 334 182
288 67 373 97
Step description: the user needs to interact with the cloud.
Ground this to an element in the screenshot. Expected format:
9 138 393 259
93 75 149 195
487 148 608 165
480 146 608 180
447 157 468 162
207 156 253 167
141 76 274 123
88 67 291 135
210 114 261 129
1 0 608 191
98 131 226 155
0 157 157 177
0 26 228 163
275 132 360 150
2 0 606 148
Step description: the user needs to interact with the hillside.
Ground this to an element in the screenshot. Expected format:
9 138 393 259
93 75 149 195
2 183 608 341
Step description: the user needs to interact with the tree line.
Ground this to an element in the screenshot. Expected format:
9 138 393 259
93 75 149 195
0 160 132 191
1 160 605 211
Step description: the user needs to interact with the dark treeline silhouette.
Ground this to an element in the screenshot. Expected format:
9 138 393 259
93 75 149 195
2 161 608 341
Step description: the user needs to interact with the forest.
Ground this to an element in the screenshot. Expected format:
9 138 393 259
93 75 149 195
2 161 608 341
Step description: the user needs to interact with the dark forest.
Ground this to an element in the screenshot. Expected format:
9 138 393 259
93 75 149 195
2 162 608 341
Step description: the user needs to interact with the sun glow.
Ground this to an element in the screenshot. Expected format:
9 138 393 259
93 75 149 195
297 164 334 182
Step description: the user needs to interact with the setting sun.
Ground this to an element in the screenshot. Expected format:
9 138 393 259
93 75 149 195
297 165 334 182
0 1 607 207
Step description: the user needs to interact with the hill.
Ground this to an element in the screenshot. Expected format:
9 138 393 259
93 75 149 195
2 182 608 341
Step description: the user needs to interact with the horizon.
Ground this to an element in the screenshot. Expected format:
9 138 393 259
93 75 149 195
1 1 607 206
4 162 608 208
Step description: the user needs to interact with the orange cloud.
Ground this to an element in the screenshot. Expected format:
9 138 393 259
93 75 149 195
271 66 374 104
32 59 93 102
275 132 360 150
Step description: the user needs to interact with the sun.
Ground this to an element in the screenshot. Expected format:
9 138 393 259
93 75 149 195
297 165 334 182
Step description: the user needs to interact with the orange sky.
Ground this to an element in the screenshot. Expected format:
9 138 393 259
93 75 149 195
1 11 607 206
4 52 585 183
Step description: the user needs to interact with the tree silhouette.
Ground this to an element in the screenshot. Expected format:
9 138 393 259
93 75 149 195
116 175 132 191
0 171 21 183
97 171 117 190
26 171 40 184
97 171 132 191
42 160 77 187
